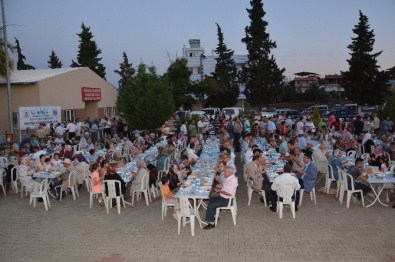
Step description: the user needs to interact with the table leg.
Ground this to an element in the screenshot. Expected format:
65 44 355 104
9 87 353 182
366 183 389 208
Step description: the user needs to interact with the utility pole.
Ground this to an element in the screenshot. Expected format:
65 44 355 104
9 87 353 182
1 0 13 134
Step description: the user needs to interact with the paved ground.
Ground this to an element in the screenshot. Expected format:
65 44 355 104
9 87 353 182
1 158 394 262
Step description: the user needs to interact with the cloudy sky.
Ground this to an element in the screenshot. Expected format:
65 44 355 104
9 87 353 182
6 0 395 86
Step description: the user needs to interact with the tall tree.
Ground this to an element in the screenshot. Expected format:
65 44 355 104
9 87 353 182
241 0 284 105
0 29 14 77
47 50 63 68
163 58 192 110
15 38 35 70
114 52 135 91
207 23 239 108
117 63 174 130
71 22 106 79
341 10 388 105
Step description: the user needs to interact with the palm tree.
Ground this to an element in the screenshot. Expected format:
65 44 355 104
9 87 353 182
0 28 14 77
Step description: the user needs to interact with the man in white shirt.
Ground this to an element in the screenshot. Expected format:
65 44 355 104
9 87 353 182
197 117 207 135
204 166 238 229
55 123 65 137
66 121 77 140
267 117 276 134
270 163 300 212
75 118 83 139
296 117 304 136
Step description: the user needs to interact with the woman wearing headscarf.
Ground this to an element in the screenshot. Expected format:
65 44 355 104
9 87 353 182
74 153 90 189
130 160 149 192
362 133 375 155
63 144 75 161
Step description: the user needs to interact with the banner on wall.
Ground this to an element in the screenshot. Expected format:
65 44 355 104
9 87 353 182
19 106 61 131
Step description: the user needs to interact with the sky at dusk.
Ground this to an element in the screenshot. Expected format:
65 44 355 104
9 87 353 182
5 0 395 87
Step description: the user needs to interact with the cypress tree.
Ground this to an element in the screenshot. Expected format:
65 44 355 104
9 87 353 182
47 50 63 68
241 0 284 105
341 10 388 105
208 23 239 108
114 52 135 91
15 38 35 70
71 23 106 79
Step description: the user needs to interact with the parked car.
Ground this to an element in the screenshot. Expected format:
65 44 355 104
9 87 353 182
277 108 302 119
189 110 207 120
302 105 328 115
222 107 244 119
261 107 277 118
322 109 357 121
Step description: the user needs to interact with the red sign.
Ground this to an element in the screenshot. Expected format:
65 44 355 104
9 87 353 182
81 87 101 102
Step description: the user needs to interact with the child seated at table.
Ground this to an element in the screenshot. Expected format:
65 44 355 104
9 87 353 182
161 176 179 219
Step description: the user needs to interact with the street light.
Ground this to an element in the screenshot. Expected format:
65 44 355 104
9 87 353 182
1 0 13 135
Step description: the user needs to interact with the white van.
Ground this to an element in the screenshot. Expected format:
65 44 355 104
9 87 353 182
189 110 207 120
222 107 244 119
201 108 221 119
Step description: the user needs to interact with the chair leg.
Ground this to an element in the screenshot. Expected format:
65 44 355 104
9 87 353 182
346 192 351 208
43 197 48 211
214 209 220 226
106 198 110 214
299 190 304 207
1 185 6 196
177 215 181 235
131 192 135 206
144 192 149 206
360 191 365 207
117 198 121 214
190 216 195 236
231 208 236 226
47 195 51 207
279 202 283 218
89 193 93 208
291 203 295 219
247 188 252 206
161 204 165 220
260 190 267 206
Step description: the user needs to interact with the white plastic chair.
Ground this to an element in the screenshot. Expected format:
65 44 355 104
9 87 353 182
0 168 6 196
123 146 132 157
214 196 237 227
343 172 365 208
336 167 344 199
243 164 247 182
158 182 176 220
131 173 151 206
87 177 106 208
17 165 29 198
247 180 266 206
361 153 370 162
104 180 126 214
29 179 51 211
276 184 296 219
324 164 337 194
357 143 365 157
0 157 8 169
163 157 170 172
62 171 80 200
83 168 91 192
347 150 357 159
298 187 316 206
383 151 391 161
177 196 201 236
10 166 18 193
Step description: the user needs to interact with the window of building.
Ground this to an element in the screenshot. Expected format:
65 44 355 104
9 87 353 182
190 52 192 57
65 109 75 122
104 107 115 118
